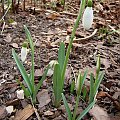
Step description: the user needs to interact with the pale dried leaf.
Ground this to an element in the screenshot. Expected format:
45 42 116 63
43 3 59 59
10 43 19 48
37 89 51 108
44 110 54 116
34 69 43 77
5 34 12 43
89 105 110 120
0 106 7 119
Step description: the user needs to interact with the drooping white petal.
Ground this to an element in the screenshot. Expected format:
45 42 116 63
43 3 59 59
16 90 24 99
6 106 13 114
82 7 93 30
21 47 27 62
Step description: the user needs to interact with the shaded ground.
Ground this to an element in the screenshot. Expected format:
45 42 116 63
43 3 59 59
0 0 120 119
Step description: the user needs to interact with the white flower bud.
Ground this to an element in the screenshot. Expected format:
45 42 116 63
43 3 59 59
82 7 93 30
16 89 24 99
21 46 28 62
76 73 81 95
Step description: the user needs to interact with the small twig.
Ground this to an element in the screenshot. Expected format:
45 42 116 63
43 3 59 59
69 64 76 83
59 11 77 17
40 31 67 35
73 29 98 42
0 4 12 22
101 47 120 55
1 21 5 35
108 25 120 35
30 98 41 120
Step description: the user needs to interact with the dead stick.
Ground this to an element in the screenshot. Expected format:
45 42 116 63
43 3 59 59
74 29 98 42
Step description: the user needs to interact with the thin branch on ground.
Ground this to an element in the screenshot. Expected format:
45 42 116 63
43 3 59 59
73 29 98 42
1 21 5 35
31 98 41 120
0 4 12 22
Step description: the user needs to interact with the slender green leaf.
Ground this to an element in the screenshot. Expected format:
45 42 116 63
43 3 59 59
16 79 30 97
72 95 80 120
76 100 96 120
94 72 104 98
83 86 87 100
89 73 94 104
58 42 65 71
24 25 34 52
77 70 88 96
34 65 50 97
24 25 34 92
61 93 72 120
53 63 62 107
96 55 100 78
70 80 75 94
12 49 32 95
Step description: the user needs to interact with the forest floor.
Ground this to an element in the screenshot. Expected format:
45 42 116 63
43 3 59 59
0 0 120 119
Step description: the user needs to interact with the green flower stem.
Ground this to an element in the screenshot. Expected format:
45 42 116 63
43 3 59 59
61 0 86 89
72 95 80 120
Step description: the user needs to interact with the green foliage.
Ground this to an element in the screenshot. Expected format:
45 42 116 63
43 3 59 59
70 80 75 94
12 25 49 103
62 55 104 120
52 0 86 108
89 55 104 104
52 42 65 107
60 0 65 6
62 93 96 120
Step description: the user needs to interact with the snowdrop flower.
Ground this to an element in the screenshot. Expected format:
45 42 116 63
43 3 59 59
76 73 81 95
6 106 13 114
47 60 58 77
16 89 24 99
21 42 28 62
82 0 93 30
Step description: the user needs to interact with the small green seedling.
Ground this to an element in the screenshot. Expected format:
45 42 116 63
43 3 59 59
12 25 49 103
62 55 104 120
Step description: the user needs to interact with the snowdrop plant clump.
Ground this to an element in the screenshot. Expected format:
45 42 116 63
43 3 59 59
12 25 49 104
82 0 93 30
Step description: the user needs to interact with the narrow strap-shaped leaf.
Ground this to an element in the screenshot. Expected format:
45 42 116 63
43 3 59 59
61 93 72 120
12 49 32 94
24 25 35 92
53 63 62 107
58 42 65 71
80 70 88 93
24 25 34 53
89 73 94 104
76 100 96 120
34 65 50 98
16 79 30 97
94 72 104 98
77 70 88 96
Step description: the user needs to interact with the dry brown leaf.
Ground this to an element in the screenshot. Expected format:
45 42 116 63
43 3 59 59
89 105 110 120
97 91 107 98
5 34 12 43
14 104 34 120
37 89 51 108
113 92 120 100
101 58 110 69
34 69 43 77
59 103 73 113
44 110 54 116
0 106 7 119
10 43 19 48
46 13 60 20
